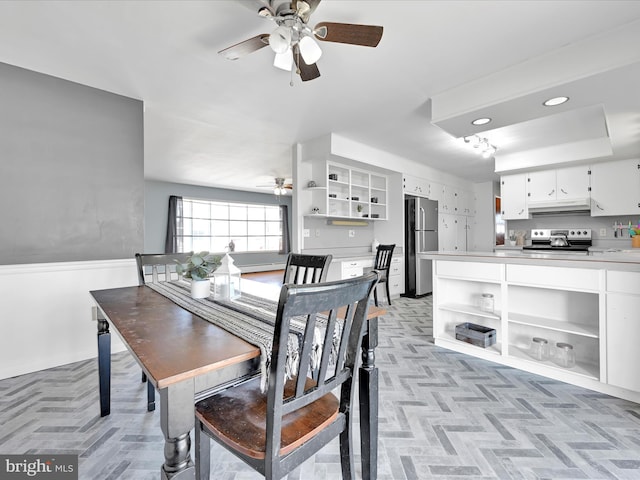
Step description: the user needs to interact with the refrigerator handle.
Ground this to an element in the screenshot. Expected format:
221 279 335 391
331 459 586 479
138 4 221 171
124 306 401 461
419 206 425 231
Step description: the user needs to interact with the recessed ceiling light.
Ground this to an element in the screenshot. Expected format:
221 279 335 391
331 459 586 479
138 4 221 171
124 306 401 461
471 117 491 126
543 96 569 107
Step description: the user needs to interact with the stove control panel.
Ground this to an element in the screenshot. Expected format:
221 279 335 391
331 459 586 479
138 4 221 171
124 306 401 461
531 229 592 241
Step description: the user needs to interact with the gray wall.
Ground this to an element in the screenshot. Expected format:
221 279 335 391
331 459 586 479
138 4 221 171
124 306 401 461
144 180 292 268
0 62 143 264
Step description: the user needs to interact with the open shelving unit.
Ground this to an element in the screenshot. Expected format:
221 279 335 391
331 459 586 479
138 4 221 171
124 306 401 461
432 260 605 387
304 162 388 220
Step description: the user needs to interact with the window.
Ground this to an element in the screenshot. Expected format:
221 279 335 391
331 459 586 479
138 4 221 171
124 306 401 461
177 198 284 253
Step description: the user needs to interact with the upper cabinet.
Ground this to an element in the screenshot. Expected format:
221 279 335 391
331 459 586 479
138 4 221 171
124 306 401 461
527 166 590 204
500 173 528 219
322 162 388 220
403 175 474 216
590 159 640 217
402 174 441 201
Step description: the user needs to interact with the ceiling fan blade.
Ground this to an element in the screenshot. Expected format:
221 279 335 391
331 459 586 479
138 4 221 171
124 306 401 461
218 34 270 60
293 44 321 81
314 22 383 47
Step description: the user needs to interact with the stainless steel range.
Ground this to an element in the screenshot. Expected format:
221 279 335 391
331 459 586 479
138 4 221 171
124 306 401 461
523 228 592 254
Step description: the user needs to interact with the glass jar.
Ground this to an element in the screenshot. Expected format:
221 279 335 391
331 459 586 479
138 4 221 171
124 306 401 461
555 342 576 368
530 337 550 361
480 293 494 313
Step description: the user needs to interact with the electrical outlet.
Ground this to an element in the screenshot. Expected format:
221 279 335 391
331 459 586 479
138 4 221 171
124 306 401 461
600 228 607 237
348 230 355 238
303 229 310 238
315 229 320 237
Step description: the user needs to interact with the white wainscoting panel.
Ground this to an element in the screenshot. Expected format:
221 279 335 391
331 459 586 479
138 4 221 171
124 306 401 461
0 259 138 380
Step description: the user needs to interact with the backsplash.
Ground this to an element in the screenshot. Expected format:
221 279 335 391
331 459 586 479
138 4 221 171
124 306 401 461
507 214 640 249
301 215 375 251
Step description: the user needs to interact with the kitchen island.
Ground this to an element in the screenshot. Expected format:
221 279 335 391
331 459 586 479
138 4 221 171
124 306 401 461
423 250 640 403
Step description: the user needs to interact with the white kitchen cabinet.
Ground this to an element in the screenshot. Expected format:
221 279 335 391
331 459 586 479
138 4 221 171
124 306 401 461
439 214 467 251
403 174 442 202
387 255 405 296
606 271 640 392
459 190 476 216
506 265 601 381
500 173 528 219
590 159 640 216
429 254 640 403
527 166 590 203
526 170 556 202
440 185 459 214
438 214 456 251
341 258 373 279
433 261 503 356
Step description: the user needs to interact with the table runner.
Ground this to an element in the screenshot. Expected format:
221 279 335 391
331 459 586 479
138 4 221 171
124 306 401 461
146 280 338 391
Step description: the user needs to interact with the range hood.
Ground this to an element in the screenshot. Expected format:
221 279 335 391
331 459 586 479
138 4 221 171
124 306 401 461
527 198 591 214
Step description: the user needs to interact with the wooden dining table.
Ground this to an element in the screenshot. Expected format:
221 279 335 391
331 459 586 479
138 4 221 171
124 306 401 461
90 279 385 480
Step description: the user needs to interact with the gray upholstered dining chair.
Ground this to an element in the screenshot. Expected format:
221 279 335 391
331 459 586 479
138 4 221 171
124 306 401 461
373 244 395 306
134 252 193 411
282 253 332 285
194 271 379 480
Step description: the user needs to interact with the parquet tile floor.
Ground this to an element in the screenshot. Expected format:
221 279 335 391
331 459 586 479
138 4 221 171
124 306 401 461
2 295 640 479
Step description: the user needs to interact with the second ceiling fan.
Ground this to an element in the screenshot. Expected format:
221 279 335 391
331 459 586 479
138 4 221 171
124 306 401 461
219 0 383 82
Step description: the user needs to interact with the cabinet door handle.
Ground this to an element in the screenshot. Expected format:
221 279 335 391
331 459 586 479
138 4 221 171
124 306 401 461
596 203 604 211
518 208 524 215
560 188 568 195
548 189 555 196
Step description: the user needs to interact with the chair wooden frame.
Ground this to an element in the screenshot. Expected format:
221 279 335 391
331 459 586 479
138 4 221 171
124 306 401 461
195 272 378 480
282 253 332 285
134 252 193 411
373 244 395 307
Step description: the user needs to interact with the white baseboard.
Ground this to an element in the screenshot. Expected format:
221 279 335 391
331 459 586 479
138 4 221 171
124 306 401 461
241 263 285 273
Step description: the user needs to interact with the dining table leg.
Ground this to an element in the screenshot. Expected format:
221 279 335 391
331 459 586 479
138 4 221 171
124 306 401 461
359 315 378 480
96 310 111 417
160 380 196 480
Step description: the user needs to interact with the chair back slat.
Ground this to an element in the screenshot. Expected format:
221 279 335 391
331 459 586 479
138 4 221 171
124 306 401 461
315 309 340 385
135 252 194 285
283 253 332 285
294 311 319 398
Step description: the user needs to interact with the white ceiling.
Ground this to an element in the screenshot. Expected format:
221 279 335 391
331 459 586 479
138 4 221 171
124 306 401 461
1 1 640 193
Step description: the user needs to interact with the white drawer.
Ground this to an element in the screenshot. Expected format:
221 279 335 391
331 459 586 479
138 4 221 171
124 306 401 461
507 265 599 291
388 275 404 295
607 271 640 294
342 259 373 269
342 264 363 279
436 261 501 282
390 263 402 276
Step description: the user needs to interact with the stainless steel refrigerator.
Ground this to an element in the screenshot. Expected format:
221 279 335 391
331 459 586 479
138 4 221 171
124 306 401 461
404 195 438 297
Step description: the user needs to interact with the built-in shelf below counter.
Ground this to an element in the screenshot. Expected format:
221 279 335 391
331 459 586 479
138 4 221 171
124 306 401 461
424 250 640 404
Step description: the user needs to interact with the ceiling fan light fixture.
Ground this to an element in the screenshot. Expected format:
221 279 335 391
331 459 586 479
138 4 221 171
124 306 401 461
273 48 293 70
269 25 292 54
543 96 569 106
313 25 328 39
298 35 322 64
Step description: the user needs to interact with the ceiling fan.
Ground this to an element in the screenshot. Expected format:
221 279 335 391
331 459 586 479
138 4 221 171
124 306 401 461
257 177 293 195
219 0 383 82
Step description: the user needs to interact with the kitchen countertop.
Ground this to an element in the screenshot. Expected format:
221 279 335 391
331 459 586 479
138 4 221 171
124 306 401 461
423 250 640 271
